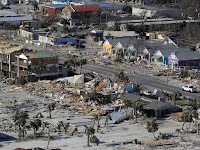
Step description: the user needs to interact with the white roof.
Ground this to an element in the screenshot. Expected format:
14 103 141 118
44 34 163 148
103 31 135 37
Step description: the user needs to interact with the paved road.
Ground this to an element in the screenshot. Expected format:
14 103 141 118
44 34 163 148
81 65 200 99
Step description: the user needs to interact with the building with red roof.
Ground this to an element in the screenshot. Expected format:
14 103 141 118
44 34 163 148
62 4 100 25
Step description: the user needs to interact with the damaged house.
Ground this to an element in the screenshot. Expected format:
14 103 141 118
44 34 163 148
0 47 65 81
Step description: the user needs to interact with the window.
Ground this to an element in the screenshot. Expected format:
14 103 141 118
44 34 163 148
186 61 189 66
193 61 197 66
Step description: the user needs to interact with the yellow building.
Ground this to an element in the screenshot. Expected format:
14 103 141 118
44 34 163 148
103 40 113 55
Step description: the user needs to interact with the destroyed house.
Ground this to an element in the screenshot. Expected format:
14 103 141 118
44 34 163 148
42 4 67 17
62 4 100 25
0 47 63 81
0 46 32 78
15 51 61 80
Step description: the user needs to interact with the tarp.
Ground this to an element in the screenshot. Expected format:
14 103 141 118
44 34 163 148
74 74 84 84
56 74 84 84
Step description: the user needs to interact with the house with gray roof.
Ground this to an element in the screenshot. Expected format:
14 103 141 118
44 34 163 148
102 38 137 57
143 100 180 118
168 51 200 69
151 47 191 66
137 41 171 62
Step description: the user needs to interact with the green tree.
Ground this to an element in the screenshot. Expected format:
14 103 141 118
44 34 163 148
96 114 101 133
124 99 132 119
63 122 70 134
85 126 95 147
92 114 98 128
146 120 158 139
57 121 63 132
188 99 200 110
181 109 198 130
32 0 39 11
132 102 142 122
50 26 57 32
13 111 29 141
172 92 182 105
90 135 99 145
48 103 56 119
30 119 42 140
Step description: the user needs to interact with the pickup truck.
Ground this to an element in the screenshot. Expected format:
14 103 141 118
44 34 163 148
182 85 197 93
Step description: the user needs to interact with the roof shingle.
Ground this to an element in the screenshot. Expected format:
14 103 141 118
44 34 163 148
72 5 100 12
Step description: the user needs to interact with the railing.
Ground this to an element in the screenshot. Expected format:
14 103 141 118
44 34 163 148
19 70 28 76
2 66 9 71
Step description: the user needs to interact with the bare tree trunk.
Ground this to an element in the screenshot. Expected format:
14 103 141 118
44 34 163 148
34 128 36 140
64 128 67 134
87 134 90 147
47 128 50 150
18 125 21 141
182 116 185 130
126 107 128 119
152 127 156 139
22 127 25 140
97 118 100 133
106 119 108 129
134 108 137 122
49 110 51 119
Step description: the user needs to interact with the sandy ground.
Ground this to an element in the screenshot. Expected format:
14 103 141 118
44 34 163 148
0 85 199 150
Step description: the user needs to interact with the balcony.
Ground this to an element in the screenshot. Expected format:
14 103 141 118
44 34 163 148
19 70 28 76
14 61 28 68
2 66 9 71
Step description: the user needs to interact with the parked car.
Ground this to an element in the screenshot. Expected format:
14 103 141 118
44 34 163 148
182 85 197 93
74 44 85 49
143 91 153 96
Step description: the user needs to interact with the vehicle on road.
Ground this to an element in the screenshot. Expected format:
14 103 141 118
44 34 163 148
143 91 153 97
182 85 197 93
74 44 85 48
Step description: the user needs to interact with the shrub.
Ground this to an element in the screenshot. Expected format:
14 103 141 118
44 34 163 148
90 135 99 145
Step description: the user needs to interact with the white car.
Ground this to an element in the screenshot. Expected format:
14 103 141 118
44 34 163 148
182 85 197 93
143 91 153 96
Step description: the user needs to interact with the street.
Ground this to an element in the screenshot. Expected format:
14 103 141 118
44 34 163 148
81 64 200 99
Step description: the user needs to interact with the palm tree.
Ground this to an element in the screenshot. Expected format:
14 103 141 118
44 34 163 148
146 120 158 139
85 126 95 147
13 111 29 141
172 92 182 105
48 103 55 119
132 102 142 122
22 124 31 140
96 114 101 133
92 114 99 128
124 99 132 119
182 109 198 130
32 0 39 11
30 118 42 140
105 114 112 129
57 121 63 132
63 122 70 134
80 58 87 73
118 70 125 81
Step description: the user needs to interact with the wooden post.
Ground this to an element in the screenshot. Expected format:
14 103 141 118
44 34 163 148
197 123 200 138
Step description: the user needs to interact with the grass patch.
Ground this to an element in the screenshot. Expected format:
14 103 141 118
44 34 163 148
100 65 123 72
176 100 189 106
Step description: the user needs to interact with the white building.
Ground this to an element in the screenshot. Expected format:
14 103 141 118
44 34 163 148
132 6 182 19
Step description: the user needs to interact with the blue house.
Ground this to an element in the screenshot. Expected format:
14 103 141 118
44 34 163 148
126 45 137 60
152 47 191 66
38 33 76 45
